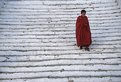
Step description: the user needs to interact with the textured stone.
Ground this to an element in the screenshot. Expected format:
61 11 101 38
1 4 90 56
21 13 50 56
0 0 121 82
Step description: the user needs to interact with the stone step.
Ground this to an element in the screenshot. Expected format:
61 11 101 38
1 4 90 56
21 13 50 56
1 78 121 82
0 16 121 21
0 49 120 56
5 0 116 4
0 71 121 80
3 4 118 9
0 17 121 22
0 44 120 50
0 53 120 60
0 31 120 35
0 14 121 19
0 53 121 60
0 59 121 67
1 5 120 11
0 40 119 46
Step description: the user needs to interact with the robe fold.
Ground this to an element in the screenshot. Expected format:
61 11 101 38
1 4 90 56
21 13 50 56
76 15 92 47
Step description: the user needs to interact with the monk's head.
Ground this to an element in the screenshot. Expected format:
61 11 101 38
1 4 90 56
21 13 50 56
81 10 86 16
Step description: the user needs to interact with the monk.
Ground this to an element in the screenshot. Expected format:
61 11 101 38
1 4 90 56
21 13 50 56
76 10 92 51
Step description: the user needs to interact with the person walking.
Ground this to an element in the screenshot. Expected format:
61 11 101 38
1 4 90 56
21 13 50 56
76 10 92 51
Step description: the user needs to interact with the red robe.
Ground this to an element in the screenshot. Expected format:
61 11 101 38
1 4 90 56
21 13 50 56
76 15 92 47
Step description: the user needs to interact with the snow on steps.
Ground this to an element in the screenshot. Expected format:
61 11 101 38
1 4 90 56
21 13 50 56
0 0 121 82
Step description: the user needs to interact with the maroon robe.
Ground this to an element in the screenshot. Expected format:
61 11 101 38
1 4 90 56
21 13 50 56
76 15 92 47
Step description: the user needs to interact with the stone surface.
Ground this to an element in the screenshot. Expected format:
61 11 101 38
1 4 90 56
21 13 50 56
0 0 5 9
117 0 121 9
0 0 121 82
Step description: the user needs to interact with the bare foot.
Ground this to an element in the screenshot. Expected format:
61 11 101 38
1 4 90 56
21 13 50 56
80 46 83 49
85 47 90 51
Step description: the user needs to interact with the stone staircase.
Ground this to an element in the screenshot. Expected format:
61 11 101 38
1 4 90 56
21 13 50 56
0 0 121 82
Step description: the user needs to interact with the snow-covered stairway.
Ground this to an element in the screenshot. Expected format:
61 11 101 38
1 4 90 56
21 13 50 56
0 0 121 82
